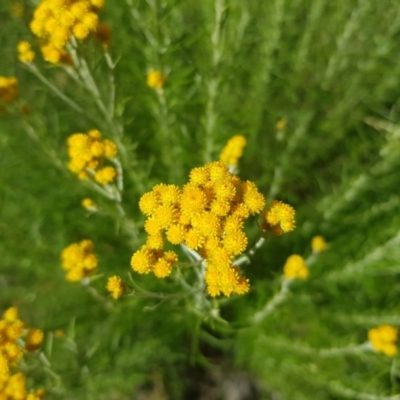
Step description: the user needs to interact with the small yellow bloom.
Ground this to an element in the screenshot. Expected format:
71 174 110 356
283 255 309 280
147 69 166 89
25 329 44 352
368 325 398 356
0 76 18 103
81 198 97 211
220 135 247 167
106 276 125 299
263 200 295 235
17 41 35 63
61 239 98 281
311 235 328 253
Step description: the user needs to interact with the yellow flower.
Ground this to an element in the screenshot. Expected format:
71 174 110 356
67 130 118 184
17 41 35 63
29 0 103 63
61 239 98 281
311 235 328 253
147 69 166 89
220 135 247 166
368 325 398 356
81 198 97 211
3 307 18 323
106 276 125 299
131 247 155 274
283 255 308 280
263 200 295 234
131 160 274 297
25 329 44 352
0 77 18 103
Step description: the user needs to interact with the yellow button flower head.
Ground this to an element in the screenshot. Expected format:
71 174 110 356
0 307 44 398
67 129 118 185
131 161 268 297
147 69 166 89
17 41 35 63
106 276 125 299
61 239 98 281
220 135 247 167
283 254 309 280
25 329 44 352
263 200 295 235
81 197 97 211
368 325 398 356
0 77 18 103
311 235 328 253
29 0 105 64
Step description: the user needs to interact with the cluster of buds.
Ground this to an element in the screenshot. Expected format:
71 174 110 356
283 255 308 280
17 42 35 63
368 325 398 357
106 276 125 299
0 77 18 104
67 129 118 184
219 135 247 168
262 200 295 236
131 161 267 297
0 307 44 400
29 0 105 64
61 239 98 282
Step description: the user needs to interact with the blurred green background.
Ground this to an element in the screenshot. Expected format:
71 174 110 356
2 0 400 399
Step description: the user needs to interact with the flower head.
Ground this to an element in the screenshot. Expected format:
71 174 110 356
67 129 118 185
17 41 35 63
147 69 166 89
29 0 105 63
0 77 18 103
283 255 308 280
81 198 97 211
311 235 328 253
106 276 125 299
368 325 398 356
61 239 98 282
220 135 247 167
263 200 295 235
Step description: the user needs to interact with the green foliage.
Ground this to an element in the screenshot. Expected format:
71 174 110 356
2 0 400 399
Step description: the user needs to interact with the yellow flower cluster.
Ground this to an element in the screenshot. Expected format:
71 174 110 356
67 129 118 184
220 135 247 167
17 41 35 63
0 77 18 103
368 325 398 357
311 235 328 253
0 307 44 400
30 0 105 64
146 70 166 89
262 200 296 235
283 255 309 280
131 161 266 297
106 276 125 299
61 239 98 281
